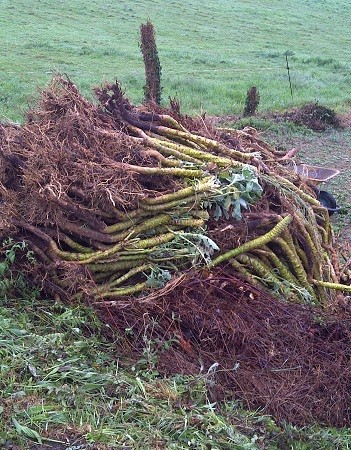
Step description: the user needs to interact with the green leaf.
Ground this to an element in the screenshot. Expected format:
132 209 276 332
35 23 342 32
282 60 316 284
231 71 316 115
5 249 16 265
214 203 223 220
196 235 219 253
206 166 262 222
233 200 243 220
247 179 263 194
146 267 172 288
242 165 255 180
240 198 249 209
224 195 232 211
0 262 8 277
12 418 42 443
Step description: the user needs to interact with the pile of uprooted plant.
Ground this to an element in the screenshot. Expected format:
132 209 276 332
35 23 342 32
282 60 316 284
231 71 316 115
1 77 351 427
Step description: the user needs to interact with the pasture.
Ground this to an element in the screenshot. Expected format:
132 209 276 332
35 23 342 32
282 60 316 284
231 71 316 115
1 0 351 121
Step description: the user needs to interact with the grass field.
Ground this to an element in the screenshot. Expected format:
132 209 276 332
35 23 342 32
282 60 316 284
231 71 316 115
1 0 351 121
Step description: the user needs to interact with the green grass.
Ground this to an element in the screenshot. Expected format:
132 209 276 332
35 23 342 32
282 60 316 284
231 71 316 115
2 0 351 121
1 240 351 449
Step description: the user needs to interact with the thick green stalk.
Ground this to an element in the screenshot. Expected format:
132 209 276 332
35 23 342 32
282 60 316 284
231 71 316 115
45 230 93 254
171 218 205 227
143 177 214 205
230 259 277 294
209 215 292 267
89 259 144 273
117 248 156 256
132 232 177 249
109 264 150 288
321 251 339 284
293 240 310 274
111 214 173 241
143 138 203 164
80 232 177 265
58 235 93 254
93 271 119 282
111 161 204 178
110 254 150 261
92 264 151 294
63 240 126 263
94 282 148 300
236 254 282 286
157 114 188 132
253 246 299 285
313 205 332 244
236 253 301 303
312 280 351 293
157 139 235 167
317 225 328 244
273 236 316 300
140 193 208 212
140 148 181 167
149 125 256 161
105 216 144 233
293 211 321 277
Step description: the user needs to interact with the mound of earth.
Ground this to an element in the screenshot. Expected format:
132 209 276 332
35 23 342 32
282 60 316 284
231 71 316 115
282 103 341 131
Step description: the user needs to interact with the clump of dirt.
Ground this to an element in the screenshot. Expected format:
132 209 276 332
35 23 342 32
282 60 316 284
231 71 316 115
282 103 341 131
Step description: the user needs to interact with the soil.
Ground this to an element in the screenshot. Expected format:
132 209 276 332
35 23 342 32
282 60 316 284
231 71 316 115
276 103 341 131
